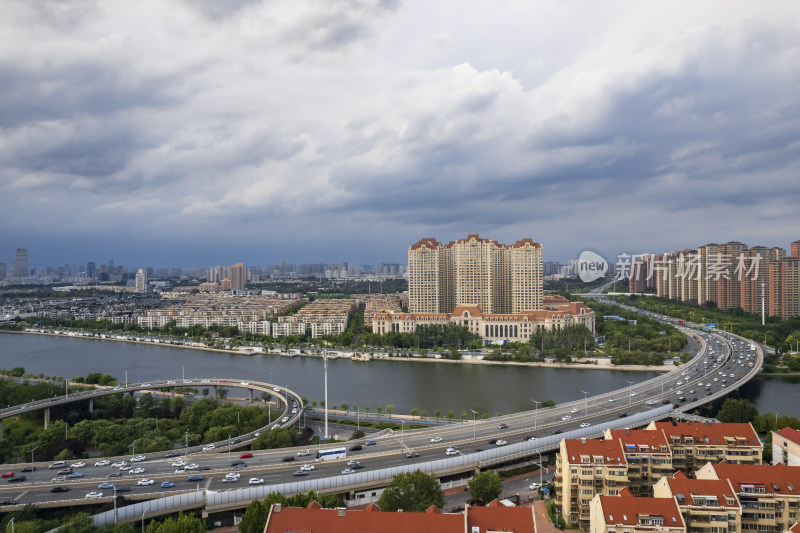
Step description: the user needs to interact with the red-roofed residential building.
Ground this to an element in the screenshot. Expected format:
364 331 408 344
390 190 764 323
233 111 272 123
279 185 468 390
645 421 762 472
589 489 686 533
653 471 742 533
603 428 674 496
696 463 800 532
262 499 535 533
772 428 800 467
556 437 628 529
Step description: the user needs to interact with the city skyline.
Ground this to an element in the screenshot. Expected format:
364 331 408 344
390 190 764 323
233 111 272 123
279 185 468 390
2 2 800 267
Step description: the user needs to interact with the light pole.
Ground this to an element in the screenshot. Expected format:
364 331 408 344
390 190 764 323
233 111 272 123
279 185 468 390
228 434 231 465
537 449 543 489
471 409 478 441
130 439 137 460
142 506 149 532
532 399 541 429
323 350 329 439
626 380 634 406
356 408 360 431
579 390 589 418
29 446 38 482
401 419 405 451
185 430 189 456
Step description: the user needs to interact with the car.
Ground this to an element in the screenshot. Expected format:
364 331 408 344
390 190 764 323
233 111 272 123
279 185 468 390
496 440 507 446
488 438 498 445
240 382 250 386
106 472 121 478
698 382 704 386
1 472 13 479
51 485 69 493
249 477 264 485
119 465 132 471
431 436 443 443
240 452 254 459
160 481 174 488
66 472 84 479
570 408 579 414
98 482 115 489
676 381 684 386
115 485 131 493
281 416 289 423
185 464 199 470
608 398 616 402
349 445 362 452
131 467 145 474
272 387 280 392
111 461 127 469
202 444 215 452
300 464 315 471
689 390 696 394
175 469 186 474
445 447 459 456
293 470 309 476
164 451 180 458
662 399 671 404
230 460 246 467
365 440 377 446
71 462 86 468
646 400 657 405
85 491 104 499
676 391 683 395
630 392 638 396
529 482 541 490
525 436 536 441
232 438 242 444
618 413 628 418
225 472 241 480
282 456 295 462
341 468 355 475
499 422 509 428
406 451 419 458
552 429 562 435
20 466 36 472
296 450 310 457
0 499 18 505
131 455 146 462
7 476 25 483
222 476 239 483
561 415 572 421
137 479 154 486
580 422 591 428
233 463 248 469
171 461 187 468
187 475 204 482
49 461 67 469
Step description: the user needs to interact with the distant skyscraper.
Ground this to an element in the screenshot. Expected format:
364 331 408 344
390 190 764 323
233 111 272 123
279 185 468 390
12 249 28 277
791 240 800 258
231 263 246 291
87 262 96 278
135 268 147 293
0 263 6 280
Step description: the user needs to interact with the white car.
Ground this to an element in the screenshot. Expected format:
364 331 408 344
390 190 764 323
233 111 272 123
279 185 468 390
297 450 311 457
561 415 572 421
249 477 264 485
495 440 507 446
630 392 638 397
119 465 131 471
580 422 591 428
272 387 280 392
529 482 541 490
281 416 289 423
646 400 657 405
570 408 579 413
131 467 145 474
445 447 459 456
431 437 443 443
171 461 187 468
185 464 199 470
94 460 110 467
241 382 250 386
131 455 146 462
175 469 186 474
300 464 315 471
202 444 215 452
341 468 355 475
225 472 240 480
111 461 127 468
71 462 86 468
85 491 104 499
137 478 154 486
608 398 616 403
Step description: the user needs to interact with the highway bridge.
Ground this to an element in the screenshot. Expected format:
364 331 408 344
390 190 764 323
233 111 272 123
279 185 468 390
0 307 764 526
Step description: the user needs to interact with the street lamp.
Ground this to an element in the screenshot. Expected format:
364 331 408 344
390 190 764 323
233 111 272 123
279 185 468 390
531 399 541 429
29 446 38 482
185 430 189 456
228 434 232 464
356 408 360 431
579 390 589 418
537 449 543 489
626 380 634 406
130 439 137 460
470 409 478 441
142 506 149 533
400 419 405 451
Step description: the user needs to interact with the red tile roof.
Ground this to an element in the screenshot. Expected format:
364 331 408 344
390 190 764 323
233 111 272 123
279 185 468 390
650 421 760 446
608 429 671 454
709 463 800 495
597 494 685 527
776 427 800 445
468 500 536 533
666 471 739 508
265 505 462 533
563 438 627 465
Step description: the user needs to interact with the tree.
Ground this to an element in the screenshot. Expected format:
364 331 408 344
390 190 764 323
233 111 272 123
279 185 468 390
239 499 268 533
386 405 394 417
145 512 204 533
351 429 365 439
716 398 759 424
377 469 444 512
447 410 455 421
411 407 419 417
340 402 349 413
252 428 296 450
468 470 502 504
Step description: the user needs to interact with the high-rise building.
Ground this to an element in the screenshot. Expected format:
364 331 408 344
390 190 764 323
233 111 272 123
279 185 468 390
769 257 800 319
697 243 720 306
12 248 28 278
792 240 800 258
86 262 96 278
408 235 542 314
716 241 748 310
135 269 147 293
0 263 6 280
231 263 246 291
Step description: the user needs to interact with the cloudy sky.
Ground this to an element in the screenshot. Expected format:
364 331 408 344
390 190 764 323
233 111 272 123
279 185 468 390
2 0 800 270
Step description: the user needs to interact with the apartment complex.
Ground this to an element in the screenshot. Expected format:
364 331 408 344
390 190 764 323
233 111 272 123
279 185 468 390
275 298 356 338
603 428 674 496
653 471 742 533
654 240 800 319
230 262 246 291
772 428 800 467
645 421 762 472
589 489 686 533
696 463 800 533
408 235 543 315
373 295 595 342
134 268 147 293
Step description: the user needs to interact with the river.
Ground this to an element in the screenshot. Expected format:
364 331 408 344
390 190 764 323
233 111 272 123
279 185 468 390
1 332 796 417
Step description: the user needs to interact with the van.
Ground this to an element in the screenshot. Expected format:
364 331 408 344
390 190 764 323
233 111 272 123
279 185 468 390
49 461 67 470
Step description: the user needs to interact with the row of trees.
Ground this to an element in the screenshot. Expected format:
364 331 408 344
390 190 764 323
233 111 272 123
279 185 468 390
0 507 204 533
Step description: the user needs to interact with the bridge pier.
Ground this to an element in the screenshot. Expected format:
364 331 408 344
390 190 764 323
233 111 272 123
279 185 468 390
213 386 218 398
249 390 254 403
44 407 50 429
89 398 94 413
170 387 175 400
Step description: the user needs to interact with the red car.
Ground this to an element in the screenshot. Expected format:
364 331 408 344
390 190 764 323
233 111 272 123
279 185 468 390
1 472 14 479
239 452 253 459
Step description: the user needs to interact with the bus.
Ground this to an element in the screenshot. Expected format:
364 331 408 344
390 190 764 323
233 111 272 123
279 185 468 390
316 447 347 461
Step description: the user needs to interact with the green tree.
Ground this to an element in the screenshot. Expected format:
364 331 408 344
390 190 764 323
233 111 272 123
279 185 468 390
340 402 349 412
145 512 204 533
716 398 759 424
239 499 268 533
252 428 296 450
352 429 366 439
377 469 444 512
468 470 502 504
447 410 455 421
411 407 419 417
386 405 394 417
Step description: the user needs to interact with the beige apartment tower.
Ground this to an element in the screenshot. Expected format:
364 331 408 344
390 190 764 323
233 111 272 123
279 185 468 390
408 235 542 314
230 262 246 291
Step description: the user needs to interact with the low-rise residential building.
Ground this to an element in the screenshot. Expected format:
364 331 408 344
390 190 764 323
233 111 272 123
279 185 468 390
590 488 686 533
772 428 800 467
653 471 742 533
645 421 762 473
696 463 800 533
556 437 629 529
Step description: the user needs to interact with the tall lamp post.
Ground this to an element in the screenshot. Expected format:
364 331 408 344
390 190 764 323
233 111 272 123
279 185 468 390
323 350 329 440
400 419 405 451
579 390 589 418
141 506 149 533
531 399 541 429
29 445 38 482
470 409 478 441
626 380 634 406
536 449 543 489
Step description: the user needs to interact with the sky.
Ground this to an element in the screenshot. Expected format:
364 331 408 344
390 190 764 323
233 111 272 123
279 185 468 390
2 0 800 270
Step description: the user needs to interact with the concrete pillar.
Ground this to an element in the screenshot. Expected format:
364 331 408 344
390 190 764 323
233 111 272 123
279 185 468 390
170 387 175 399
44 407 50 429
213 386 218 398
249 390 254 403
89 398 94 413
